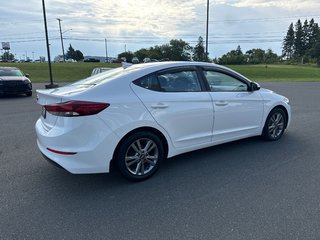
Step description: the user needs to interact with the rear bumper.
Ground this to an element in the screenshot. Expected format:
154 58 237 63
41 152 64 170
35 115 120 174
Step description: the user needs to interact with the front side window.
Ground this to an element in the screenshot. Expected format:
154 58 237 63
204 70 248 92
157 70 201 92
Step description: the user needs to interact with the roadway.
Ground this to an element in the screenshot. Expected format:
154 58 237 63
1 82 320 239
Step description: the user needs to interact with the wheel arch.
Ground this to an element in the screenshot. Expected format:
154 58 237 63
110 127 169 171
269 105 289 129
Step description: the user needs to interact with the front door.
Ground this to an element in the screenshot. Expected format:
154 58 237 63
203 69 264 142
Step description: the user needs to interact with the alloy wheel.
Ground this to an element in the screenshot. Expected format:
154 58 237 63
268 112 285 139
125 138 159 176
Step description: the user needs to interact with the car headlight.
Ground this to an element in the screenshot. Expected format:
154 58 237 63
24 79 31 84
283 97 290 104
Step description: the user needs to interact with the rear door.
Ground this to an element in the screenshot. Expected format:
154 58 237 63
131 67 214 148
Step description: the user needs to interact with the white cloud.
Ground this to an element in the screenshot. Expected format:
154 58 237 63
1 0 320 58
44 0 208 38
222 0 320 10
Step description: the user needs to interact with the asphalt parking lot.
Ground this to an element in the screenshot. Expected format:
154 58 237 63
1 82 320 240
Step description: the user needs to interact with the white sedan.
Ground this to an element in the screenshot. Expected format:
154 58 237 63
35 62 291 181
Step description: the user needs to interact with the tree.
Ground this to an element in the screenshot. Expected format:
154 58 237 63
66 44 84 61
118 51 134 62
235 45 242 55
265 49 279 64
65 44 75 60
149 45 166 60
282 23 295 59
193 36 208 61
302 19 309 54
282 18 320 64
1 52 14 61
293 19 304 59
309 35 320 65
246 48 265 64
218 45 245 64
134 48 149 62
74 50 84 62
307 18 319 50
167 39 192 61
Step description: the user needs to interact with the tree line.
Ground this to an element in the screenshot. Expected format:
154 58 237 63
118 37 208 63
216 46 279 65
208 18 320 65
282 18 320 64
117 18 320 66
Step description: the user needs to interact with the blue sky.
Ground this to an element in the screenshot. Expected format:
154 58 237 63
1 0 320 60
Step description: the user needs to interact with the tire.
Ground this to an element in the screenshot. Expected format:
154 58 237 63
116 131 164 181
26 92 32 97
262 108 287 141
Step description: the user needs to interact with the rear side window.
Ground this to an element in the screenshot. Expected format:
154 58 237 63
133 75 160 91
134 70 202 92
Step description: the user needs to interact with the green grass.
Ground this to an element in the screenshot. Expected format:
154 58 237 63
227 64 320 82
1 62 320 82
0 62 120 83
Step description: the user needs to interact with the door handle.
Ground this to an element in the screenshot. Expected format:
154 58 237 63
151 103 169 109
215 101 228 106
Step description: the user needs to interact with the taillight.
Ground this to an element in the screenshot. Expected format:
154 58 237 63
44 101 109 117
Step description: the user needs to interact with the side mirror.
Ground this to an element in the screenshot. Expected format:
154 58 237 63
249 82 260 91
25 73 30 78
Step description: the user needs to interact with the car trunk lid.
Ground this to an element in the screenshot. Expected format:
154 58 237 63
36 89 65 131
36 84 96 131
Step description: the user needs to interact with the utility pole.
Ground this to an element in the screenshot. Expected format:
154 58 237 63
105 38 108 63
57 18 65 62
205 0 209 60
42 0 58 89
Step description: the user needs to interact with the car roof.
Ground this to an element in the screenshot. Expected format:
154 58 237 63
72 61 252 89
123 61 251 82
123 61 229 72
119 61 241 77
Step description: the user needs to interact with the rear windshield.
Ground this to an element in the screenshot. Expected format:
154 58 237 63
72 66 139 86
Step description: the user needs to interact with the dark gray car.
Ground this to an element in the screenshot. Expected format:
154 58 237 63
0 67 32 96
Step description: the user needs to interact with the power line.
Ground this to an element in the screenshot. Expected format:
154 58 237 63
0 18 56 24
0 30 60 38
1 34 283 44
1 13 314 27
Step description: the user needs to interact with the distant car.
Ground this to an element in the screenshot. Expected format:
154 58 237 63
84 58 100 62
0 67 32 96
91 67 112 76
132 57 139 64
35 61 291 181
143 57 151 63
66 59 77 62
111 59 124 63
143 58 159 63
